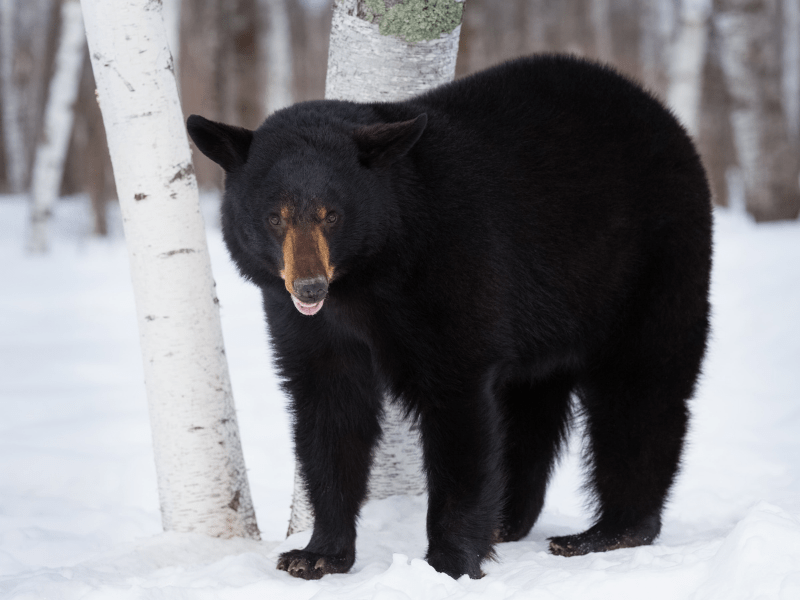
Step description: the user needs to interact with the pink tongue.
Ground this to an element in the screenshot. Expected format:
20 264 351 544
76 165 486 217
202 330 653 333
291 296 324 316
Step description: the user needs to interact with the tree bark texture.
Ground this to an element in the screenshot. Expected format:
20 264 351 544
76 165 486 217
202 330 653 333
325 0 462 102
716 0 800 220
80 0 259 539
287 0 465 537
28 0 86 253
162 0 182 77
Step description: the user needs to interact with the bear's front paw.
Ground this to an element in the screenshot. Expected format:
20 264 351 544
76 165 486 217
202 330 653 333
277 549 354 580
426 546 485 580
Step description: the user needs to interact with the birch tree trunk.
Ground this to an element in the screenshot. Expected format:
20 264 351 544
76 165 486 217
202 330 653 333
80 0 259 539
667 0 711 137
162 0 182 79
287 0 465 537
0 0 24 191
28 0 85 253
640 0 678 97
0 0 55 192
261 0 293 115
716 0 800 221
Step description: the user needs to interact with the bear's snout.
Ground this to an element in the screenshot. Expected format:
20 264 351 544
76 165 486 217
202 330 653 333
293 276 328 304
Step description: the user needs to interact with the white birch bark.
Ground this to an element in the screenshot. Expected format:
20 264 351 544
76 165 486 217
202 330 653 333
325 0 462 102
287 0 464 537
0 0 28 192
716 0 800 220
80 0 259 539
161 0 181 78
27 0 85 253
783 0 800 141
261 0 293 115
667 0 712 136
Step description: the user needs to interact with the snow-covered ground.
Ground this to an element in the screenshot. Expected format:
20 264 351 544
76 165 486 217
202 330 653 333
1 194 798 599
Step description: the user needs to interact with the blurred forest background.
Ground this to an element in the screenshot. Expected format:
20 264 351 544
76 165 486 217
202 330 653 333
1 0 799 241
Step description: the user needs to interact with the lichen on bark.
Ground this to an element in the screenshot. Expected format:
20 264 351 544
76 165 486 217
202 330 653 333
361 0 464 43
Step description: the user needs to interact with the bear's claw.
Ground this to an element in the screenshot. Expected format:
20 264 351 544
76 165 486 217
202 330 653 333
277 549 353 580
549 517 660 557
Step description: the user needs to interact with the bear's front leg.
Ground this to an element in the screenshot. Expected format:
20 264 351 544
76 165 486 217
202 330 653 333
275 335 382 580
416 381 506 579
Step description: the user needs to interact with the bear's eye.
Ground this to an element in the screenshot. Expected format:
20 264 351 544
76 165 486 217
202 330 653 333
326 212 338 224
267 214 281 227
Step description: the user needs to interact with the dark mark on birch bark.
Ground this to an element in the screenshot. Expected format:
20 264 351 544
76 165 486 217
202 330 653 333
169 163 195 183
159 248 196 258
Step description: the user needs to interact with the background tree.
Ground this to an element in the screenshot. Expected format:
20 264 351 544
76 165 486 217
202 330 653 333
28 0 85 253
79 0 259 539
0 0 57 193
5 0 800 223
784 0 800 143
716 0 800 220
261 0 294 114
667 0 712 136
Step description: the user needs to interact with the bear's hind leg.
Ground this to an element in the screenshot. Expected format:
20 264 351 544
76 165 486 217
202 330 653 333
549 348 698 557
417 376 507 579
496 373 573 543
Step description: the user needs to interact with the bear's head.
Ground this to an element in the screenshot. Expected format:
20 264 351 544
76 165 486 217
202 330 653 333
187 106 427 316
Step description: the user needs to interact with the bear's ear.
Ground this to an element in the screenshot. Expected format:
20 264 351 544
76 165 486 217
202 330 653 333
353 114 427 168
186 114 253 173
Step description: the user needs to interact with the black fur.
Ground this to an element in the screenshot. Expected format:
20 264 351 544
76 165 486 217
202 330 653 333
187 55 712 580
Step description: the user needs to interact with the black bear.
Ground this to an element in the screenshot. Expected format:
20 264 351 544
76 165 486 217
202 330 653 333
187 54 712 581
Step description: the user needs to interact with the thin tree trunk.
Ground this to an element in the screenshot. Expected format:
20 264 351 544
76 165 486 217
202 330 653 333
80 0 260 539
697 20 737 206
261 0 293 115
219 0 264 129
0 0 57 192
287 0 465 537
0 0 29 192
716 0 800 221
640 0 678 97
667 0 711 137
28 0 85 253
783 0 800 141
178 0 223 189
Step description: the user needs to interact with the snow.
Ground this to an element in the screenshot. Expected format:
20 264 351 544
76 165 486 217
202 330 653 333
1 193 799 599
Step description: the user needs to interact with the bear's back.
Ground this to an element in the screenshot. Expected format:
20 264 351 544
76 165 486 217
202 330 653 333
371 55 712 360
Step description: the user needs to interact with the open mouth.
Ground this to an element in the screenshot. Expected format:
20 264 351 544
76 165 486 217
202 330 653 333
291 295 325 316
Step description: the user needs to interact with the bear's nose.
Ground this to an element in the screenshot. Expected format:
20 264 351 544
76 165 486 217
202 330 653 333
293 276 328 303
